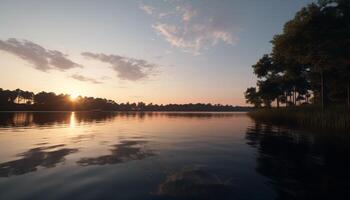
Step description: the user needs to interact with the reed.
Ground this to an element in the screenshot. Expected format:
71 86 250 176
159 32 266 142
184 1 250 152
248 106 350 130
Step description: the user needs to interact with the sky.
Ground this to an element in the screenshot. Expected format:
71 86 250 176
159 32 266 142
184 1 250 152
0 0 314 105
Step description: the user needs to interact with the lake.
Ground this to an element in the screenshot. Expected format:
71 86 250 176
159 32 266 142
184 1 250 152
0 112 349 200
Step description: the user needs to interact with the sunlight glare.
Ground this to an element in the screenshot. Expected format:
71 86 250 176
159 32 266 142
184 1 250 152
70 94 79 101
69 112 76 128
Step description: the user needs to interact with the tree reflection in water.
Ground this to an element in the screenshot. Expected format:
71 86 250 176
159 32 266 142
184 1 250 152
0 145 78 177
0 112 121 128
245 123 350 200
77 140 155 166
0 112 240 128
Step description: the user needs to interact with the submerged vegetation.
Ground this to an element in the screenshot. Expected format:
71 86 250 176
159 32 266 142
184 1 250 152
245 0 350 129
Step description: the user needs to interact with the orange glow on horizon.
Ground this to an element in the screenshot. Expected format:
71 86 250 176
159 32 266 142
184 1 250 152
69 94 79 101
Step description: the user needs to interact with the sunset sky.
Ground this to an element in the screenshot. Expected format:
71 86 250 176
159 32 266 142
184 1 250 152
0 0 313 105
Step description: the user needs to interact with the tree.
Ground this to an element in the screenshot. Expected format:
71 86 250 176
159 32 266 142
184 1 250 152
244 87 262 108
250 54 284 107
271 0 350 110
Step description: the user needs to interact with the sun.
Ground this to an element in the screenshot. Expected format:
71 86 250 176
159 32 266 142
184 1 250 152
69 94 79 101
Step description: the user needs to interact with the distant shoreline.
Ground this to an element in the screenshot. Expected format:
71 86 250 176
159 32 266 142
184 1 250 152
0 108 252 112
0 88 252 112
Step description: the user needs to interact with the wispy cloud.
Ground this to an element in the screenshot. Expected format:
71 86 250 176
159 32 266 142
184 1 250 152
82 52 157 81
141 3 236 54
176 5 196 22
139 3 155 15
153 21 235 55
70 74 102 84
158 11 174 19
0 38 81 71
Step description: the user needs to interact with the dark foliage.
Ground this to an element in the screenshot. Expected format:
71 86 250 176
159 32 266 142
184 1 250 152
0 88 250 111
245 0 350 109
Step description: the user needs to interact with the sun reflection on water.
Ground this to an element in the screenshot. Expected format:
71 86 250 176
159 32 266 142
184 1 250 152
70 112 76 128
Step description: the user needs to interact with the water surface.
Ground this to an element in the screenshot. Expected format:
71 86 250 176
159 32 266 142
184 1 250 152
0 112 349 200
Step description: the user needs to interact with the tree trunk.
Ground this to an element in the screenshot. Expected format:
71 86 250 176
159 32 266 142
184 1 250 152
347 81 350 109
277 97 280 108
285 92 288 107
321 70 325 111
296 92 299 106
293 87 296 106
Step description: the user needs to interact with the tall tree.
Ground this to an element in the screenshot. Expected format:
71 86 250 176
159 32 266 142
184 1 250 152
244 87 262 108
250 54 284 107
272 0 350 110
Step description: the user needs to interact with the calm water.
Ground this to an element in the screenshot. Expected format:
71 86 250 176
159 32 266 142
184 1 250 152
0 112 349 200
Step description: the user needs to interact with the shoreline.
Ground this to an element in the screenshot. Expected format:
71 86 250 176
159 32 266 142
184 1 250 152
248 106 350 130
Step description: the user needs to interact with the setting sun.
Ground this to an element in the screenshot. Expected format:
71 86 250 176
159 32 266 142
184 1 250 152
69 94 79 101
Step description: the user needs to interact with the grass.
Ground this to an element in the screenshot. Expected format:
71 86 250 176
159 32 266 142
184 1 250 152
248 105 350 130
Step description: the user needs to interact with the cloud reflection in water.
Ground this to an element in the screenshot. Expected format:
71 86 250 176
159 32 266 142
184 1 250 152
77 140 155 166
0 145 78 177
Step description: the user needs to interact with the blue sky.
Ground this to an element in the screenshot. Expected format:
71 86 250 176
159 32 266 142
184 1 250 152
0 0 313 105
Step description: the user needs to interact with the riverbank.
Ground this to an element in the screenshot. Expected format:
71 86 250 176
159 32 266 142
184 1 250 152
248 106 350 130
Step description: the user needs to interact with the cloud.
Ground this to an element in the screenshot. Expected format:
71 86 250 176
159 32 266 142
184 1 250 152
82 52 157 81
70 74 102 84
153 21 235 54
142 3 236 54
158 11 174 18
139 3 155 15
176 5 196 22
0 38 81 71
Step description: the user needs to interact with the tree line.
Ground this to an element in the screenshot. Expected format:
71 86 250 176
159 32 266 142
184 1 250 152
0 88 249 111
245 0 350 110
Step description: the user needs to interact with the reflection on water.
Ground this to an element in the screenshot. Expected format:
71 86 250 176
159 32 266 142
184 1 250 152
245 123 350 200
70 112 76 128
0 112 118 128
0 112 349 199
77 140 154 166
156 168 234 200
0 112 238 128
0 144 78 177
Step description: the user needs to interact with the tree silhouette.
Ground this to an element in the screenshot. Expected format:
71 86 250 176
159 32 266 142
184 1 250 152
0 88 251 111
246 0 350 109
244 87 262 108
